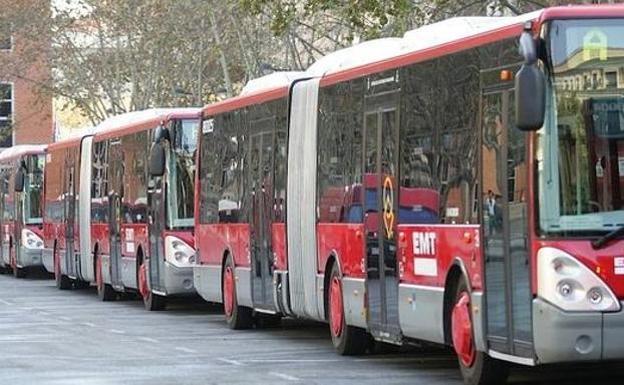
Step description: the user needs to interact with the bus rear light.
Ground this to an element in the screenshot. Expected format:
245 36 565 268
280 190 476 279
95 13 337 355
164 236 195 268
537 247 620 312
22 229 43 249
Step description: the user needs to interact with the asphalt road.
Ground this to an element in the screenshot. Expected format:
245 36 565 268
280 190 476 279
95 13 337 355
1 270 624 385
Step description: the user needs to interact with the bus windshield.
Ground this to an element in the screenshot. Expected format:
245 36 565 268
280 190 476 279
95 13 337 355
538 19 624 235
24 154 44 225
167 119 198 229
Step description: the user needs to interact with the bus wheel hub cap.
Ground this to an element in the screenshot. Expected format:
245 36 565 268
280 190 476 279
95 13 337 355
452 291 476 367
330 276 343 337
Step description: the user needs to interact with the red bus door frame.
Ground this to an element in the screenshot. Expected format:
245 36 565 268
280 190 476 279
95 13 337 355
63 152 77 278
147 140 166 294
108 138 124 290
0 169 6 266
13 163 24 268
480 66 533 359
363 86 402 343
249 119 277 311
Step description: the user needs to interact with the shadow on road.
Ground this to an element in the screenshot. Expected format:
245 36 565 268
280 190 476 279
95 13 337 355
3 273 624 385
510 361 624 384
3 267 52 280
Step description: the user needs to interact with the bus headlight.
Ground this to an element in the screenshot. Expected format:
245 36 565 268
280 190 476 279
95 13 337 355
22 229 43 249
164 236 195 268
537 247 620 312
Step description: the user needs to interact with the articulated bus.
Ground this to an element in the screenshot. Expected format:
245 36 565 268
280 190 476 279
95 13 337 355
193 5 624 384
44 109 200 310
0 145 46 278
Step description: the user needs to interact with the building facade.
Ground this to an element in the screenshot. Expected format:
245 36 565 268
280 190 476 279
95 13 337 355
0 22 53 148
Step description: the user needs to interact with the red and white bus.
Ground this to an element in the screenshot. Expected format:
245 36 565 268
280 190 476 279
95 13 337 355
44 108 200 310
0 145 46 278
193 5 624 384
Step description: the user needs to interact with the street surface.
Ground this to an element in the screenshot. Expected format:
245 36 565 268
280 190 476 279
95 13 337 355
1 271 624 385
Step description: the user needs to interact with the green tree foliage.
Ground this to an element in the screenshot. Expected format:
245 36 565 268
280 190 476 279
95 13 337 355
241 0 607 39
0 0 612 127
240 0 416 38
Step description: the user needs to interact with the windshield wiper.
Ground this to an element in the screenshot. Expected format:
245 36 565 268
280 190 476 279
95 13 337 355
592 225 624 250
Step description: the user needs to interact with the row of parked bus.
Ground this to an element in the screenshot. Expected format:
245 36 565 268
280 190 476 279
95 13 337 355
2 5 624 385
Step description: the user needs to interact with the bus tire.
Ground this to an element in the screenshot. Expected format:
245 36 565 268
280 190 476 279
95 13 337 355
452 278 508 385
96 253 115 301
139 258 166 311
328 263 368 355
222 255 253 330
54 249 72 290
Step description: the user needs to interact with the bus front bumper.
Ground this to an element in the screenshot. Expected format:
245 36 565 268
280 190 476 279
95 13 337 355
17 246 43 268
533 298 624 364
162 262 195 296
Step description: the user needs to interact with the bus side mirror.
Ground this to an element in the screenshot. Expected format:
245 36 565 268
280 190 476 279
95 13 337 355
515 29 546 132
14 168 25 192
147 179 156 194
149 143 166 177
154 124 170 143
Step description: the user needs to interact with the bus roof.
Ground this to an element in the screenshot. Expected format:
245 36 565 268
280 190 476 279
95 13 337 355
91 107 200 141
0 145 46 163
202 4 624 117
240 71 307 96
92 108 200 134
201 86 289 118
48 107 201 150
203 11 541 116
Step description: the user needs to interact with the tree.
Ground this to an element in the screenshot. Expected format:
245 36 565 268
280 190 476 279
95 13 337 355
240 0 611 40
0 0 252 126
0 0 613 129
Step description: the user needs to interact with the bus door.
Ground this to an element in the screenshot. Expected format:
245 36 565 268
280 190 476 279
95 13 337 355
63 153 77 278
147 148 166 294
480 67 533 359
14 162 24 268
363 88 401 343
249 120 276 311
108 139 124 289
0 170 6 265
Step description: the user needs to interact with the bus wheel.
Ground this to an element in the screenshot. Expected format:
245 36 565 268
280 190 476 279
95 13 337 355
328 264 368 355
452 279 508 385
222 256 252 330
54 249 71 290
139 259 166 311
96 254 115 301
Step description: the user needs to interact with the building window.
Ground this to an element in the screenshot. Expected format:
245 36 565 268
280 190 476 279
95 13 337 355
0 23 11 50
605 71 617 89
0 35 10 50
0 83 13 148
